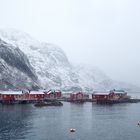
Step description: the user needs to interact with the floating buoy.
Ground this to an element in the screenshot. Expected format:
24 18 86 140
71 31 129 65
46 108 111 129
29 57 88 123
138 123 140 126
70 128 76 132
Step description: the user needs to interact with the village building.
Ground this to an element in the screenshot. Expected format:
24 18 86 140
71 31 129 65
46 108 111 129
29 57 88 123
70 92 89 101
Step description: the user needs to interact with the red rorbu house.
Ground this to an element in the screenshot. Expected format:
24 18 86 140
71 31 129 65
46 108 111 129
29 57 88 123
70 92 89 101
0 90 62 103
0 91 45 103
0 91 23 103
29 91 45 101
92 92 114 102
109 89 130 100
44 90 62 99
92 90 129 103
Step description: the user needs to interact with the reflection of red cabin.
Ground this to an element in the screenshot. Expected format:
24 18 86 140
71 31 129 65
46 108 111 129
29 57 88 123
70 92 89 101
44 90 62 99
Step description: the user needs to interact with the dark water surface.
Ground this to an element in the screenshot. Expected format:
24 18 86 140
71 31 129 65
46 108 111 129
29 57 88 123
0 101 140 140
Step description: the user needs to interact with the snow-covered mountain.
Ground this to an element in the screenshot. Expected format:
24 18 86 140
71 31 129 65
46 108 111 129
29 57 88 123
0 29 139 91
0 38 39 90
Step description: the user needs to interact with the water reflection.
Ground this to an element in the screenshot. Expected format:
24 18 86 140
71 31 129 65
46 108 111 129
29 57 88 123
0 104 33 140
0 102 140 140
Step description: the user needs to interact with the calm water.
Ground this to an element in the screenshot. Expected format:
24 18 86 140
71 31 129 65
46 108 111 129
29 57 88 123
0 99 140 140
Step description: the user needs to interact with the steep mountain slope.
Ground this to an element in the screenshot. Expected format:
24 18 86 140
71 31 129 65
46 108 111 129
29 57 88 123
74 64 111 91
0 29 81 90
0 29 139 91
0 38 39 90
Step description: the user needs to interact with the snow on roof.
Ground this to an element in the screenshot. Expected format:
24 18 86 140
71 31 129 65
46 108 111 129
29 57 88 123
46 90 52 94
29 91 44 94
110 90 126 94
44 90 61 94
113 91 126 94
0 91 23 95
110 89 126 93
71 92 84 95
93 92 109 95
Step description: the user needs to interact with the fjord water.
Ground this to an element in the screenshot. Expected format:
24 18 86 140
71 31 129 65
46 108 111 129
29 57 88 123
0 99 140 140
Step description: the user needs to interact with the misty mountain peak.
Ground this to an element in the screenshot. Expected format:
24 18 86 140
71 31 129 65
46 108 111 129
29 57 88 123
0 29 139 91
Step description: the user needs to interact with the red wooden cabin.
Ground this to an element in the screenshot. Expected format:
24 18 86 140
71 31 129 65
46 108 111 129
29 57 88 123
44 90 62 99
0 90 63 102
92 92 114 101
29 91 45 100
0 91 23 102
70 92 89 101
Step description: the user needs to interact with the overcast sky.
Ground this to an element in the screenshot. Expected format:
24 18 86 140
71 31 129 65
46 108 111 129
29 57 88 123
0 0 140 86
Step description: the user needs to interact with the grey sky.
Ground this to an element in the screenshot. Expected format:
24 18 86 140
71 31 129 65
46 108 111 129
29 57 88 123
0 0 140 86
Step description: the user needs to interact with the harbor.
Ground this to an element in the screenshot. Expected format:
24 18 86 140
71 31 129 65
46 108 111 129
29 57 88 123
0 89 140 105
0 89 140 140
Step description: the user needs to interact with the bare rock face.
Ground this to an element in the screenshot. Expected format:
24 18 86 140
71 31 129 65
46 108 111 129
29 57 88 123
0 38 39 90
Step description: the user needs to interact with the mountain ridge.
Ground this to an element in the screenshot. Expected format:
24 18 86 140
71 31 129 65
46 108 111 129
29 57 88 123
0 29 139 92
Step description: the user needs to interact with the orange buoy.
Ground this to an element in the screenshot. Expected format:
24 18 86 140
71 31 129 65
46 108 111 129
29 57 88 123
70 128 76 132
